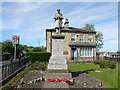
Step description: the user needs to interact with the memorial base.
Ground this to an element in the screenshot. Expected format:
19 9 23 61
47 34 68 72
46 69 69 73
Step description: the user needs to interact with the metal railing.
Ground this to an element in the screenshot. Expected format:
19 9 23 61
0 58 29 85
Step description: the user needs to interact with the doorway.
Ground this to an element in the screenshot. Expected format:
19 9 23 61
71 47 78 60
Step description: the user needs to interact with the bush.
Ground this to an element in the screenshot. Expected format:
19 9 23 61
30 61 48 71
109 61 116 69
26 52 51 63
94 60 116 69
99 61 109 68
2 53 11 60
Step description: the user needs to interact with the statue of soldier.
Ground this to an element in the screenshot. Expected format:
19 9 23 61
54 9 63 34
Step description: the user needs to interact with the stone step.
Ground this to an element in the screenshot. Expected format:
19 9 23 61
48 64 68 70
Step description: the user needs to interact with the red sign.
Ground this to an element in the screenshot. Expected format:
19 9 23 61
12 35 19 44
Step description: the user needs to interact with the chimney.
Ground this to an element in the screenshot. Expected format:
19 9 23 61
64 18 69 29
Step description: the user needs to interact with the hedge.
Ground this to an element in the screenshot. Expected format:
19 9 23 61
26 52 51 63
2 53 11 61
94 60 116 69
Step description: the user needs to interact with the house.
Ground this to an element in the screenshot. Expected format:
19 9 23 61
46 10 96 62
97 52 120 60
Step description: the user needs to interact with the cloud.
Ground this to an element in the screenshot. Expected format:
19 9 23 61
3 19 23 30
65 2 117 27
1 0 120 2
1 2 118 52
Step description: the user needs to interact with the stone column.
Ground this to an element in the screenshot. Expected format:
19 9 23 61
48 35 68 71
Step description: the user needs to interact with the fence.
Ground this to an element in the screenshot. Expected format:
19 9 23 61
0 58 30 86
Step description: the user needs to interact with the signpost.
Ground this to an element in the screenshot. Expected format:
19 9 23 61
12 35 19 60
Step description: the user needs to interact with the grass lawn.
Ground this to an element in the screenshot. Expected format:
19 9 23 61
68 63 118 88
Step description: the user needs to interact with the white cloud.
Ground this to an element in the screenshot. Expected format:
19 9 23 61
1 2 118 51
1 0 120 2
2 2 43 14
3 19 23 30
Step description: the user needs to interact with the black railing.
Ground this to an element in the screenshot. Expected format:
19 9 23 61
0 58 29 84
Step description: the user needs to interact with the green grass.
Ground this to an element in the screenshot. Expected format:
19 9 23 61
68 63 118 88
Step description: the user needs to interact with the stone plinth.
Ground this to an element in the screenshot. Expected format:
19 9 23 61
48 35 68 71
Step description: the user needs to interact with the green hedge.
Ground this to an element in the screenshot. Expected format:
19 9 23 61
94 60 116 69
2 53 11 60
26 52 51 63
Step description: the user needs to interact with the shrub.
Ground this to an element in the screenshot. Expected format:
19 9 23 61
30 61 48 71
109 61 116 69
94 60 102 64
26 52 51 63
99 61 109 68
2 53 11 60
94 60 116 69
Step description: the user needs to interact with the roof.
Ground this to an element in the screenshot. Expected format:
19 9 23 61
69 42 96 47
46 27 96 33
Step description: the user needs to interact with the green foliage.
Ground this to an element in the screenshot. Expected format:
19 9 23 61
2 40 27 58
30 61 48 71
82 24 104 51
94 60 116 69
109 61 116 69
68 63 118 88
82 24 95 31
16 45 24 56
31 46 46 52
2 53 11 60
96 31 104 51
26 52 51 63
2 40 14 55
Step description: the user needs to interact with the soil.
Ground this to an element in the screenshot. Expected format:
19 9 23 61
14 72 106 89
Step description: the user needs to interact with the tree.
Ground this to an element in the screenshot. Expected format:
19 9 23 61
2 40 14 54
82 24 104 51
2 40 26 58
32 46 46 52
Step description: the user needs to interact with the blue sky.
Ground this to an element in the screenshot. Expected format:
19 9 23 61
1 2 118 52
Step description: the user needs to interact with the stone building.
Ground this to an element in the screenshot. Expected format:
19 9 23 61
46 10 96 62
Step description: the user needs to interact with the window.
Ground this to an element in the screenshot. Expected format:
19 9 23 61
88 35 92 42
80 35 84 42
71 34 76 42
80 48 93 57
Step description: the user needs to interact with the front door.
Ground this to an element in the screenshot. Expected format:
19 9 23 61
71 48 78 60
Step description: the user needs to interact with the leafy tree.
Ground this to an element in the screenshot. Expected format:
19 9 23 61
32 46 46 52
2 40 14 55
82 24 104 51
2 40 27 58
83 24 95 31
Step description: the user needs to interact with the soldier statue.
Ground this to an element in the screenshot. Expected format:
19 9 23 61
54 9 63 34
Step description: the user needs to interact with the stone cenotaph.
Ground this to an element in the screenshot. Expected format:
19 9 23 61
47 9 68 72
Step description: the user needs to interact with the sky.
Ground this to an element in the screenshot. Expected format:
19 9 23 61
0 2 118 52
